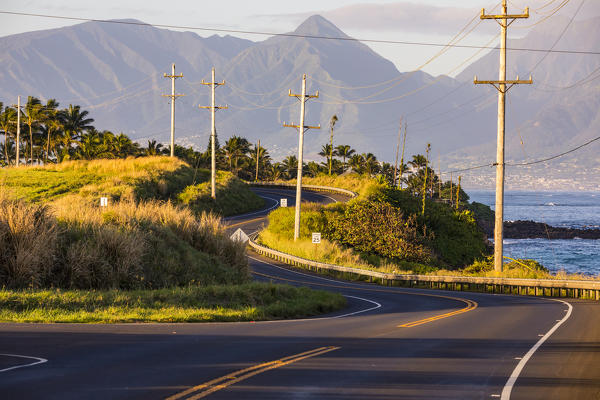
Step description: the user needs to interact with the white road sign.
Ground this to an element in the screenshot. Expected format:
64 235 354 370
312 232 321 244
100 197 108 207
230 228 249 244
280 198 288 207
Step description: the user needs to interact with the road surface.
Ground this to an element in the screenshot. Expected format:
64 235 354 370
0 187 598 399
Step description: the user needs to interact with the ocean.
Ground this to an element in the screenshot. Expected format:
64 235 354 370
468 191 600 276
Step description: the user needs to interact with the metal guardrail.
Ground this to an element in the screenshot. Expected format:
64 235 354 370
246 183 600 300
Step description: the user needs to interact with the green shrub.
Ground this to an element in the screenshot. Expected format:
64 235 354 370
324 200 433 263
377 189 488 267
178 171 264 216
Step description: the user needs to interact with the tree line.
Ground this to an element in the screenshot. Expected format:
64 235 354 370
1 97 466 206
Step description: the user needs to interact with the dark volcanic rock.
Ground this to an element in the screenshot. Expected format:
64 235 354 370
504 220 600 239
479 219 600 239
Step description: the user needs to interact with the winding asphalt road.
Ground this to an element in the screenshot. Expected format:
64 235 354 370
1 187 598 399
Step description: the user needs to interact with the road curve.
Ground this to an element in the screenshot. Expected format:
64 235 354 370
0 187 598 399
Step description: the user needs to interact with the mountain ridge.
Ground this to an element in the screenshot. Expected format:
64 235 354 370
0 14 598 190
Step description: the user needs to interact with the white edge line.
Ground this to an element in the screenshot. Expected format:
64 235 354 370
500 298 573 400
248 255 357 286
334 295 382 318
247 256 382 323
225 196 279 221
0 354 48 373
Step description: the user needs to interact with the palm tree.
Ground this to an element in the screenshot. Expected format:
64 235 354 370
249 144 271 180
42 99 60 163
305 161 322 177
113 133 138 158
362 153 379 176
379 162 395 186
145 140 163 156
319 144 333 169
335 145 355 172
328 114 338 175
23 96 43 164
77 130 103 160
267 163 283 181
281 155 298 179
223 136 251 176
0 104 16 165
408 154 427 171
349 153 365 174
59 104 94 161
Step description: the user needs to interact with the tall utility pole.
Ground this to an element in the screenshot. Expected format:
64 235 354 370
438 157 442 197
162 63 184 157
328 114 338 175
199 68 227 199
13 96 21 166
398 121 407 189
393 116 403 188
283 74 320 241
255 140 261 181
450 172 453 205
421 143 430 215
475 0 531 272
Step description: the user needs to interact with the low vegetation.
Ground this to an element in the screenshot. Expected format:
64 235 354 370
260 174 487 271
0 156 263 215
0 283 346 323
0 191 247 289
0 157 346 322
258 173 598 280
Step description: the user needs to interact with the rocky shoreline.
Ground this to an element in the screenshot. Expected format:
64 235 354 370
479 220 600 239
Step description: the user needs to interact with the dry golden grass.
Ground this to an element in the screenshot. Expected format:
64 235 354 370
0 185 249 289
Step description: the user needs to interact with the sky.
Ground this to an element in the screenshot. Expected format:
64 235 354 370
0 0 598 76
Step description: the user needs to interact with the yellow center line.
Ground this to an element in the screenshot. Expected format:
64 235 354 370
252 269 478 328
166 346 340 400
227 216 267 229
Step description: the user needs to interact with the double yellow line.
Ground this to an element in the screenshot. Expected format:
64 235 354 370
252 270 478 328
397 298 478 327
166 346 340 400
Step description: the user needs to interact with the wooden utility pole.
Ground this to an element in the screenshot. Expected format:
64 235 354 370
475 0 531 272
199 68 227 199
398 121 407 189
16 96 21 166
162 63 184 157
255 140 260 181
13 96 21 166
456 176 462 211
438 157 442 198
450 172 453 205
421 143 430 215
283 74 320 241
393 116 403 188
328 114 338 175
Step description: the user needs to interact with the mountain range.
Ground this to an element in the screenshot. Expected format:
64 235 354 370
0 14 598 190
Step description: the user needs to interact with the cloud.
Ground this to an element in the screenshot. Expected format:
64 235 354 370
261 1 600 37
261 2 496 36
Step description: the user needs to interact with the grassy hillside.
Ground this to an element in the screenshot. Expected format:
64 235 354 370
0 157 263 215
0 158 346 321
0 157 265 289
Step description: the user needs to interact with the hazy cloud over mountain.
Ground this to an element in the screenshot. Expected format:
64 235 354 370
263 1 600 36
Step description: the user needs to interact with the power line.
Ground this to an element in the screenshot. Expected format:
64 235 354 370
528 0 584 74
507 135 600 166
441 134 600 174
1 10 599 55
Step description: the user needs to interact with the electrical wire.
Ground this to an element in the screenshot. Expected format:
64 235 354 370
507 135 600 166
514 0 571 29
1 10 598 55
528 0 584 74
